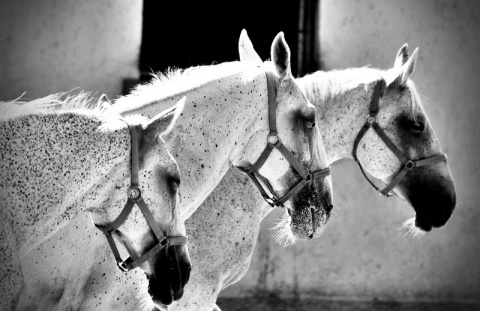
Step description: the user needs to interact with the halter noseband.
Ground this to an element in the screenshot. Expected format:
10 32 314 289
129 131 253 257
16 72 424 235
237 70 331 208
352 79 447 197
94 121 187 272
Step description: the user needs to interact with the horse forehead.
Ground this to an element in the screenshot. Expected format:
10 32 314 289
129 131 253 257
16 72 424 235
141 141 179 177
278 80 309 108
382 86 414 113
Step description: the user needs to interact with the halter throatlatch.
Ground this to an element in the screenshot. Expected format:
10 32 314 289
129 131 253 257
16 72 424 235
352 79 447 197
95 122 187 272
237 70 331 208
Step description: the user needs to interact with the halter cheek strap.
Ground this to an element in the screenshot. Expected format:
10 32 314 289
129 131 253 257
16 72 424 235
352 79 447 197
94 121 187 272
236 70 331 207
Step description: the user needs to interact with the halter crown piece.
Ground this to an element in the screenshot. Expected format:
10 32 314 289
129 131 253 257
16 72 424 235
352 79 447 197
94 121 187 272
236 70 331 208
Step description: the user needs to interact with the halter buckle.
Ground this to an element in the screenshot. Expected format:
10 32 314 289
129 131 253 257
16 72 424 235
404 160 414 170
264 196 277 207
128 187 141 200
117 257 132 273
380 191 394 198
366 115 376 126
267 134 279 145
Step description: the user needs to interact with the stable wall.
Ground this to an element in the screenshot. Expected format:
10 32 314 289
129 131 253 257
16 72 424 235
0 0 142 100
221 0 480 303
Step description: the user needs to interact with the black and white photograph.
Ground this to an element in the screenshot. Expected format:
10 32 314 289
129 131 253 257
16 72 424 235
0 1 478 310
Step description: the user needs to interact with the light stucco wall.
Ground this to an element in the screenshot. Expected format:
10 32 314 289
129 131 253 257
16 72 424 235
0 0 142 100
221 0 480 302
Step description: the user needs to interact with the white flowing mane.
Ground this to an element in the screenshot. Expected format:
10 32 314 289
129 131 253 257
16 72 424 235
0 92 117 122
115 60 265 110
301 67 425 118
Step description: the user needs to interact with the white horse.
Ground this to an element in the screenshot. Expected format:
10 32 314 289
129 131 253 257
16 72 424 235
0 94 190 310
164 33 456 310
15 32 333 310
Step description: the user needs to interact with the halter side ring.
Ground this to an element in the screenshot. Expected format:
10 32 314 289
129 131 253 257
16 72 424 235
128 187 141 200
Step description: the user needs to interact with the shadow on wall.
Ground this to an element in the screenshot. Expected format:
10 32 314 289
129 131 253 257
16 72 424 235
218 296 480 311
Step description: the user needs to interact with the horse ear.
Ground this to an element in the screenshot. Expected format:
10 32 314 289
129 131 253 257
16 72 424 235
239 29 262 63
145 96 186 139
271 32 292 79
394 44 409 69
393 47 418 86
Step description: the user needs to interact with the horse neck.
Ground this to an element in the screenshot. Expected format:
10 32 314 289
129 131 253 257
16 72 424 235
299 69 383 164
0 112 130 254
116 68 268 218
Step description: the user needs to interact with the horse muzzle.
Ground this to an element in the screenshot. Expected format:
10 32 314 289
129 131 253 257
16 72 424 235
147 244 191 306
288 174 333 240
399 167 456 232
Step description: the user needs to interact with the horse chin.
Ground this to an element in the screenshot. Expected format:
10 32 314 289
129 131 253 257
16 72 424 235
147 275 174 306
151 299 169 311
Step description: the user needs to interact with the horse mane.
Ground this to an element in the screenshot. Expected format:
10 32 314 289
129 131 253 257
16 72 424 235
115 61 262 109
301 67 384 103
301 67 424 119
0 91 116 121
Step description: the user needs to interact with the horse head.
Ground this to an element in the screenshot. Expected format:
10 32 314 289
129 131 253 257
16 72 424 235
91 98 191 307
237 30 333 242
355 45 456 232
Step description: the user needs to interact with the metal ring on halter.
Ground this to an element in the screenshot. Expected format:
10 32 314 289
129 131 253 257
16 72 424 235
267 134 279 145
128 186 141 200
366 115 376 125
405 160 414 170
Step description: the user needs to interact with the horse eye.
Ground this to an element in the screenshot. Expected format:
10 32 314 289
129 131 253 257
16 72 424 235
168 176 180 192
409 119 425 133
303 114 316 129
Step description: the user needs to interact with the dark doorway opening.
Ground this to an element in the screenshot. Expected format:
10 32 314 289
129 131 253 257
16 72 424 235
124 0 319 94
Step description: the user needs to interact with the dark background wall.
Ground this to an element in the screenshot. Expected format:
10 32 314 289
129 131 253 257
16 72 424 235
139 0 302 77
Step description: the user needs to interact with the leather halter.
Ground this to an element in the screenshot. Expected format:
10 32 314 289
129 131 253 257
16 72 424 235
352 79 447 197
95 121 187 272
237 71 331 207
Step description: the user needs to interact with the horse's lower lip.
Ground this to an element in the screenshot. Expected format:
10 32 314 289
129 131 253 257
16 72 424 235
148 279 174 306
415 216 433 232
152 296 171 309
153 301 169 310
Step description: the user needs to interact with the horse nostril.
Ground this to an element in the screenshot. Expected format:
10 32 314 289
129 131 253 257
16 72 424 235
183 264 192 285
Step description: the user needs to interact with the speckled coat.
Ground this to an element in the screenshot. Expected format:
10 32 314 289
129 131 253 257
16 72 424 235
0 100 184 310
16 33 334 311
17 38 455 311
